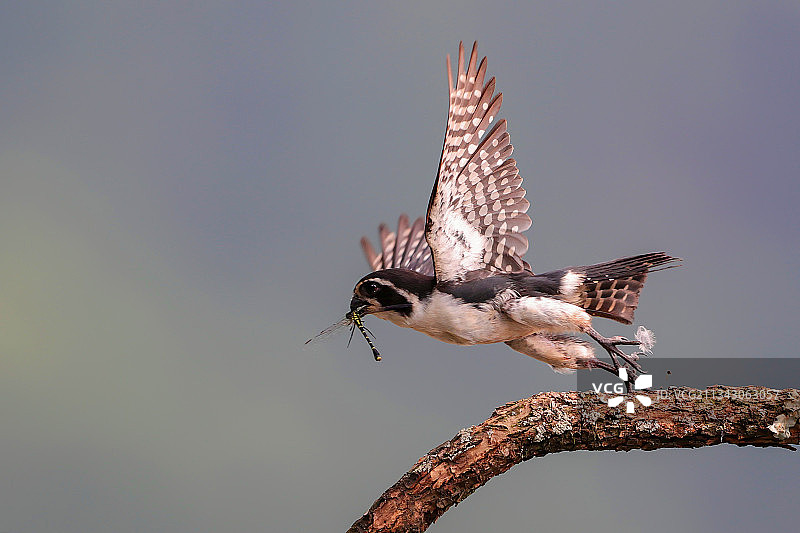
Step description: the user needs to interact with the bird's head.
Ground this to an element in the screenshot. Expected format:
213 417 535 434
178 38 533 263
350 269 435 319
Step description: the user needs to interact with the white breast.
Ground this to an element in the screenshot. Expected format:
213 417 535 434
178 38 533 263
377 288 593 346
383 290 531 345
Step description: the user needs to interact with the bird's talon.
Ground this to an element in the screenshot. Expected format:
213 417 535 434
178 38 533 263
608 336 639 346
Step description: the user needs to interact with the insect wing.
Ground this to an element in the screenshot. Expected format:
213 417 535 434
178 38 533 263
304 315 353 346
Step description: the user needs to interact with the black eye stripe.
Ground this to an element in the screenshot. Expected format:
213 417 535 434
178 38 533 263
362 281 380 296
352 270 434 318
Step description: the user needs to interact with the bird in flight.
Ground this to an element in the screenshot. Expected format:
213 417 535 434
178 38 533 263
311 42 679 383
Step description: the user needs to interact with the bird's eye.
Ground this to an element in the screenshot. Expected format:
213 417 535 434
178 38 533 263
362 281 380 297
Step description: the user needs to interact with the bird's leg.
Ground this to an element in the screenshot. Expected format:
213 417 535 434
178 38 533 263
587 358 617 373
586 327 642 391
588 356 638 392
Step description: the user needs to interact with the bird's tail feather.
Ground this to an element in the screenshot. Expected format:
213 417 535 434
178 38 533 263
577 253 681 324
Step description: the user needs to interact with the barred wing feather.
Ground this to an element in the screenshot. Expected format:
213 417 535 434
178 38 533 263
360 214 434 276
425 42 532 282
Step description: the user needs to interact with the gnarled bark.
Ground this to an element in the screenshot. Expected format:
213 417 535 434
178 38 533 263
347 386 800 533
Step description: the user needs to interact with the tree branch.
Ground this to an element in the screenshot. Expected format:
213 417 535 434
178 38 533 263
347 386 800 533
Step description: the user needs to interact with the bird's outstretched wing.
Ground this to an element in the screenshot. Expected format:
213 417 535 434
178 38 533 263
425 42 532 282
360 214 434 276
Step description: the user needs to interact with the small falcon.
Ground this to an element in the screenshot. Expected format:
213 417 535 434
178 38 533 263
324 42 679 381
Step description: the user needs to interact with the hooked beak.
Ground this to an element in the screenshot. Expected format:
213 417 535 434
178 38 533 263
350 296 369 314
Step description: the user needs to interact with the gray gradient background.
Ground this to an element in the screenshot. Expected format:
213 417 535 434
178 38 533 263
1 1 799 532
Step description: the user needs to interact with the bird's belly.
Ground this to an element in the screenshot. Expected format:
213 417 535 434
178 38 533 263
394 293 531 345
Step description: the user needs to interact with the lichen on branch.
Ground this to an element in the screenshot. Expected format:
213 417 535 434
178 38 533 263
347 386 800 533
